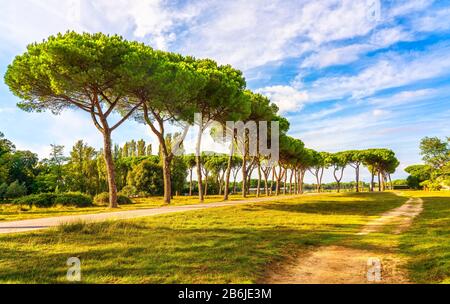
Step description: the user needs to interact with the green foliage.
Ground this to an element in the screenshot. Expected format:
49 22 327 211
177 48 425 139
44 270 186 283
405 164 432 189
0 132 15 158
54 192 93 207
127 158 163 195
5 181 27 199
94 192 132 206
420 137 450 169
119 185 138 197
0 182 8 200
13 192 92 207
14 193 56 207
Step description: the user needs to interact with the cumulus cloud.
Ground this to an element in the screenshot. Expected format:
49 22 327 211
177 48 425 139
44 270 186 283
303 43 450 102
301 26 413 69
256 85 308 113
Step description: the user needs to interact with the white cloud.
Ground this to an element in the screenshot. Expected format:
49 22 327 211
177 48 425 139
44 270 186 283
412 8 450 32
387 0 434 19
301 26 412 69
367 88 438 107
303 43 450 102
256 85 308 113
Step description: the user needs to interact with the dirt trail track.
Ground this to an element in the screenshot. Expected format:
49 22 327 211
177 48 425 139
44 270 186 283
264 197 423 284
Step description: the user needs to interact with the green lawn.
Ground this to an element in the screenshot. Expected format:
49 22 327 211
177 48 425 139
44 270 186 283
0 192 406 283
0 194 269 222
399 191 450 283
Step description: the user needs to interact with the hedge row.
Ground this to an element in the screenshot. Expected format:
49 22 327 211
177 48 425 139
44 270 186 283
93 192 133 206
13 192 133 208
14 192 93 207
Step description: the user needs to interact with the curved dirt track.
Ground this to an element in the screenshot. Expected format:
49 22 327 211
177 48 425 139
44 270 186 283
264 197 423 284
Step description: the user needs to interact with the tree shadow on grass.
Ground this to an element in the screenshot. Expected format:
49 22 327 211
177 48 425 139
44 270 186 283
0 223 359 283
259 192 405 216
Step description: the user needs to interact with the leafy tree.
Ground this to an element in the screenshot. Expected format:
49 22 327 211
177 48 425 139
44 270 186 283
2 150 38 191
0 182 8 200
127 157 163 195
0 132 15 158
184 154 197 196
308 151 330 192
405 164 432 189
48 144 66 189
191 59 247 202
5 180 27 198
125 45 204 204
345 150 365 192
4 32 144 208
328 152 349 192
420 137 450 169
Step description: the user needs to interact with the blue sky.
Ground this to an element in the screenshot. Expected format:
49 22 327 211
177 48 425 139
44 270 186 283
0 0 449 183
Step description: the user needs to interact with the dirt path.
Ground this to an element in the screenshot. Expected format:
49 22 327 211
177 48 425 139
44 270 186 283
264 197 423 284
0 195 302 234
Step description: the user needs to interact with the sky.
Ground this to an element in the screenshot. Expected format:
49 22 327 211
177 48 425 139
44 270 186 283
0 0 449 183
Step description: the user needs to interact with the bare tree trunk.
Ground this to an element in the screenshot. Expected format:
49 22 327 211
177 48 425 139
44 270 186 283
298 169 306 194
204 171 209 196
370 171 375 192
289 169 294 194
355 165 360 192
223 142 234 200
263 169 269 196
283 168 288 195
241 155 247 198
162 154 172 204
196 128 204 202
378 171 381 192
256 162 261 197
270 167 275 195
388 173 393 190
189 168 193 196
102 130 118 208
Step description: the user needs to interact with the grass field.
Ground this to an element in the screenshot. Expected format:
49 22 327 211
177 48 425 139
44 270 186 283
0 192 408 283
0 194 267 222
399 191 450 283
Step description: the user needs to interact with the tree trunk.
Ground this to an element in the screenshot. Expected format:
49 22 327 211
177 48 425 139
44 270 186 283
263 169 269 196
270 167 275 196
355 165 360 192
102 131 118 208
241 155 247 198
162 154 172 204
298 169 306 194
189 168 193 196
256 162 261 197
223 143 234 200
388 173 393 190
378 171 381 192
289 169 294 194
196 128 204 202
370 172 375 192
204 173 208 196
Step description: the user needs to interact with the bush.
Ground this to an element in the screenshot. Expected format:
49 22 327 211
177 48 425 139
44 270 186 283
14 193 56 207
94 192 132 206
54 192 92 207
0 183 8 200
6 181 27 199
119 185 138 197
14 192 93 208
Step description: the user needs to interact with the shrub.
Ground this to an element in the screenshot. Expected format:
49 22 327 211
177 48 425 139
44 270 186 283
94 192 133 206
54 192 92 207
14 193 56 207
119 185 138 197
0 183 8 200
6 181 27 199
